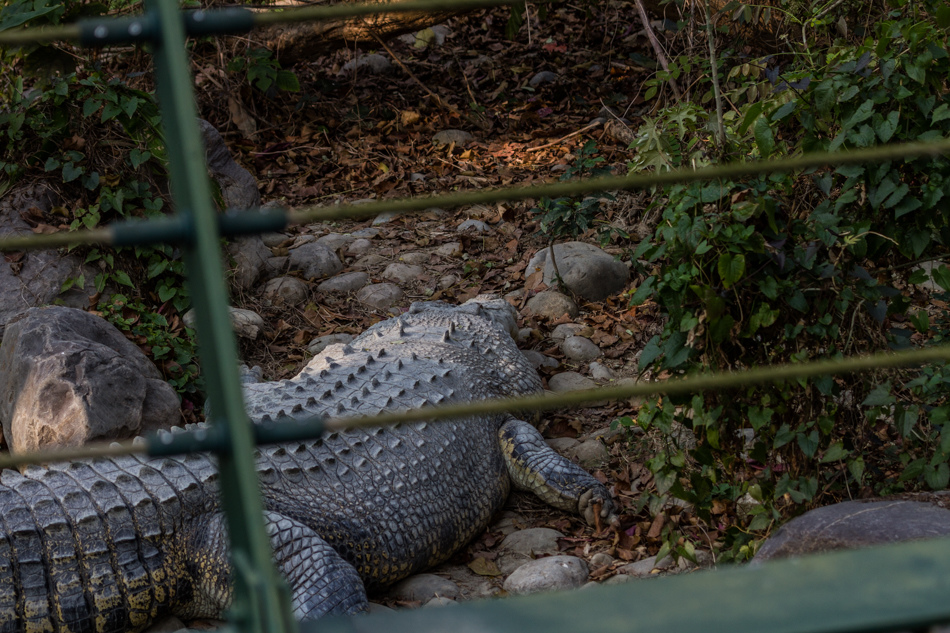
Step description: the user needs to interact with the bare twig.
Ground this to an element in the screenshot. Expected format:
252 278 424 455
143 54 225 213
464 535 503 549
704 1 726 148
633 0 682 100
527 120 604 152
370 32 460 116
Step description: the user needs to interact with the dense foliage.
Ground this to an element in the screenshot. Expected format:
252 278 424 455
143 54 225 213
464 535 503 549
623 0 950 560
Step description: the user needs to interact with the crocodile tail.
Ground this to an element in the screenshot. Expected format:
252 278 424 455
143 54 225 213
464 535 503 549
0 456 195 633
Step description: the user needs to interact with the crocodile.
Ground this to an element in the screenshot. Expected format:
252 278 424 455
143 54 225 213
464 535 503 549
0 296 615 633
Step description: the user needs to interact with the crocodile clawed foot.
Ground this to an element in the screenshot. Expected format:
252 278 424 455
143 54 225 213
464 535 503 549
579 488 617 535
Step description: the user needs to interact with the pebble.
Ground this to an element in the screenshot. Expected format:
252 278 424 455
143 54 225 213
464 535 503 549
521 349 558 369
503 556 589 596
382 263 425 283
525 291 578 319
345 238 373 258
399 251 429 265
424 597 457 608
590 552 615 568
529 70 558 86
437 274 458 289
432 129 473 146
436 242 463 258
317 272 369 294
589 361 615 380
341 53 391 74
352 254 388 270
308 333 355 355
356 283 404 310
457 219 491 233
351 228 380 239
316 232 355 252
287 242 343 281
500 528 564 556
568 439 610 469
261 276 309 305
260 232 289 248
551 323 590 341
545 437 579 453
372 211 400 225
547 372 596 392
388 574 460 602
561 335 602 361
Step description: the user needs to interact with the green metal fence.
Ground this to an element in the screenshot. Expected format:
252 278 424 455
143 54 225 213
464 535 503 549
2 2 950 633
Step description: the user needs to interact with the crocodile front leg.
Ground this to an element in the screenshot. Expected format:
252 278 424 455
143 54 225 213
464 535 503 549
186 512 367 622
498 419 616 527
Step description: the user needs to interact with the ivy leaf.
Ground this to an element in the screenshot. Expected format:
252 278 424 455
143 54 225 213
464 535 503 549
61 162 83 182
753 117 775 158
101 102 122 122
275 70 300 92
113 270 134 287
629 275 655 306
924 463 950 490
843 99 874 129
862 383 894 406
129 149 151 169
820 442 849 463
847 456 865 482
638 335 662 370
931 265 950 292
933 103 950 125
875 111 899 143
717 253 745 288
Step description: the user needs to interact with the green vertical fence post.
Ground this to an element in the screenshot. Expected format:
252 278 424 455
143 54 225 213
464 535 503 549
143 2 297 633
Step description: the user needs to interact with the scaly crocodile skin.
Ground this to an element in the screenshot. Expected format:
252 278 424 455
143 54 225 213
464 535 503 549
0 296 614 633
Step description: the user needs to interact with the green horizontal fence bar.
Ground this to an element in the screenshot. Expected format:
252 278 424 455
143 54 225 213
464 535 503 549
0 342 948 470
313 537 950 633
0 137 948 254
0 0 525 46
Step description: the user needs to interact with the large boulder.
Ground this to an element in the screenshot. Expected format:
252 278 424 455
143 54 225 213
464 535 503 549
753 499 950 561
0 306 181 453
527 242 629 302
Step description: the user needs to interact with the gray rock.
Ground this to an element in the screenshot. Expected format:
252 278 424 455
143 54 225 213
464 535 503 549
604 574 635 585
568 439 610 469
424 597 457 608
356 283 404 311
227 235 273 291
261 276 309 305
432 129 473 147
516 327 535 343
388 573 460 602
546 437 580 453
346 238 373 258
399 252 430 266
341 53 392 74
436 242 463 258
529 71 559 86
501 527 564 556
316 232 356 253
590 552 615 568
351 228 380 239
551 323 589 341
561 336 602 362
754 500 950 562
527 242 630 302
548 371 596 393
265 255 288 275
287 241 344 281
239 364 264 384
525 291 579 320
352 254 388 270
457 219 491 233
620 556 658 577
589 361 615 380
183 306 266 340
503 556 589 596
522 349 558 370
198 119 260 210
0 307 181 453
366 603 395 614
307 333 355 355
372 211 400 226
438 274 459 289
382 262 425 284
317 272 369 294
260 232 289 248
